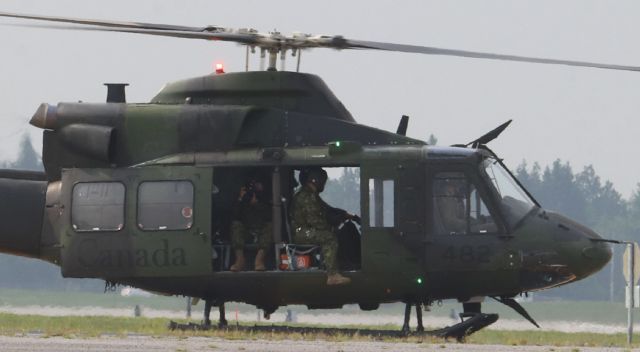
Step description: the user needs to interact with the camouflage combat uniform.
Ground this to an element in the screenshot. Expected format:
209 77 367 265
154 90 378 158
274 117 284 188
291 185 345 274
231 199 272 251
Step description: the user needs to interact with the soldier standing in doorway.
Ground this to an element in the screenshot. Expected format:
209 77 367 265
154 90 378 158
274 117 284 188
229 172 272 271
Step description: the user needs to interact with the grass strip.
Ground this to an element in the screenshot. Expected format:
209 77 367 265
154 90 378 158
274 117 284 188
0 312 637 348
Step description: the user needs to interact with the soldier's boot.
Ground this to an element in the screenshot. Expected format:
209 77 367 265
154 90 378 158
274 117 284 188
326 272 351 285
230 250 245 272
254 249 266 271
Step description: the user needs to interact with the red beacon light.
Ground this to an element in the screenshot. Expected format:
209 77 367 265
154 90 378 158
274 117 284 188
214 62 225 74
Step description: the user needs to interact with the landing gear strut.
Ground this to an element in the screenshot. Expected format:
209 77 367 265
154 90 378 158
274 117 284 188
169 299 501 340
416 304 424 332
204 299 227 328
401 302 424 335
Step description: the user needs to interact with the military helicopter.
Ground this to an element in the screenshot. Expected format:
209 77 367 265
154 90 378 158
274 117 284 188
0 11 624 339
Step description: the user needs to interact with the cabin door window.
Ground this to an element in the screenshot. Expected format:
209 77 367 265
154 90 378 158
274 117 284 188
138 181 194 231
72 182 125 232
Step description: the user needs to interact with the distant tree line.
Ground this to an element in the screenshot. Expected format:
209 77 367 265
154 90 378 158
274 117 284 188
1 135 41 171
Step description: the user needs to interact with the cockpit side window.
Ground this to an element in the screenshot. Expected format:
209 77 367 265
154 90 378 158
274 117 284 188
432 172 498 235
481 157 537 228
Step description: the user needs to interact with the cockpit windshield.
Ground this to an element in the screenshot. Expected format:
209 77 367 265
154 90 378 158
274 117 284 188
482 157 537 228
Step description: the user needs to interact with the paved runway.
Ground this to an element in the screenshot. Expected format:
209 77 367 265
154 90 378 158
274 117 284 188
0 335 631 352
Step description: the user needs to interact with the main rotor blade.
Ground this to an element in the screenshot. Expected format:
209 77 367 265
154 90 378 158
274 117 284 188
0 11 208 32
346 39 640 72
41 25 258 44
2 10 639 73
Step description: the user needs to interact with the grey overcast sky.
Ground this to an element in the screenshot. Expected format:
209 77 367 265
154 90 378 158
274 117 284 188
1 0 639 197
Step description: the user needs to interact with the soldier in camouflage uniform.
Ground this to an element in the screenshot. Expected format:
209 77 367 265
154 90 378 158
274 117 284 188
291 167 357 285
230 174 272 271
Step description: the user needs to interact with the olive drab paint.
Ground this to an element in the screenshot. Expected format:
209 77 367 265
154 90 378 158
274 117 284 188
0 9 632 336
77 239 187 269
0 70 612 331
59 166 212 278
0 71 612 308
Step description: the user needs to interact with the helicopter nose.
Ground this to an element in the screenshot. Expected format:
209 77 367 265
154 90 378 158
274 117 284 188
582 241 612 269
546 212 612 278
580 228 612 276
564 218 612 273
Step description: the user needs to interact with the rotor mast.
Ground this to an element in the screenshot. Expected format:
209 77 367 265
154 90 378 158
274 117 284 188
268 49 278 71
248 30 300 71
253 44 295 71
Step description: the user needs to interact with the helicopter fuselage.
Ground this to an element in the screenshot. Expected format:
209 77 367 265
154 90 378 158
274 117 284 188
0 71 611 315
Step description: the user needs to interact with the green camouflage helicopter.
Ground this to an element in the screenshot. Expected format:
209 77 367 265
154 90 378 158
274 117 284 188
0 11 624 339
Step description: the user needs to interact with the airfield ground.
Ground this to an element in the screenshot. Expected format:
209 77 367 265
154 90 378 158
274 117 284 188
0 335 634 352
0 289 637 350
0 312 636 349
0 288 636 332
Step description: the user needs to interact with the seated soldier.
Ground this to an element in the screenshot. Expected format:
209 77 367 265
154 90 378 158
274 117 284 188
291 167 359 285
436 179 467 234
230 173 272 272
